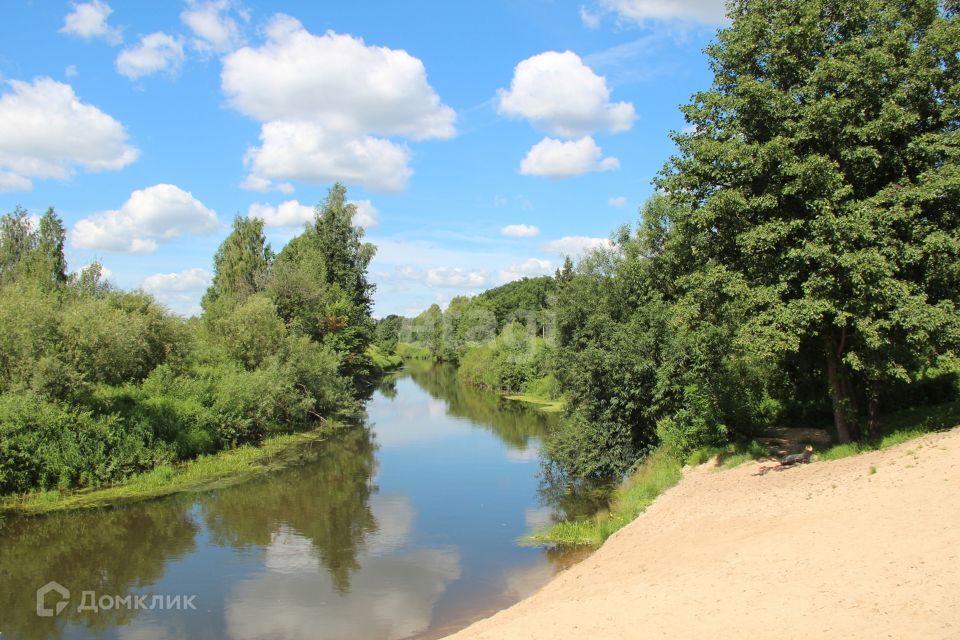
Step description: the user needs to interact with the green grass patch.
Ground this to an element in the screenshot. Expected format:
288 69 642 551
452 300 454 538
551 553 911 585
0 425 342 516
505 393 566 413
395 342 434 360
525 447 682 547
686 440 768 469
366 344 403 371
818 400 960 462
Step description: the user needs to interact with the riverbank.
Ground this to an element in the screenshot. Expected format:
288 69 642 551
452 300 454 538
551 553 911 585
443 426 960 639
0 425 341 516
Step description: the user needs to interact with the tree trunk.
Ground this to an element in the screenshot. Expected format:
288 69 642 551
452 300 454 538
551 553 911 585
824 338 852 443
866 379 881 439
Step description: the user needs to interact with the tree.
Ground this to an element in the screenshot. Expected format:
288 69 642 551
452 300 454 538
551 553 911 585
202 216 272 311
268 184 377 377
658 0 960 441
37 208 67 285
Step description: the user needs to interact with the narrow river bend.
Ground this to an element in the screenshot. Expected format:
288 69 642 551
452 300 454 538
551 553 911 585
0 364 594 640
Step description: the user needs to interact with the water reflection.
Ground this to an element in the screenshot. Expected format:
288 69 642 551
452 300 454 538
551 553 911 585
0 365 597 640
0 498 199 640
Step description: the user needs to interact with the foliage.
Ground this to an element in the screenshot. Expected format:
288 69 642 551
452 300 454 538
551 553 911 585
0 183 383 497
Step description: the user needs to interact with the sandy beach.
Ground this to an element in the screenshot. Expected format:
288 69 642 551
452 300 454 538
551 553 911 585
444 428 960 639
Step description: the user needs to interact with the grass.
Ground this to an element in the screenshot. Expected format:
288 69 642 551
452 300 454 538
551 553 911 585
366 344 403 371
525 447 683 547
818 400 960 462
526 399 960 549
686 440 769 469
505 393 566 413
0 425 342 516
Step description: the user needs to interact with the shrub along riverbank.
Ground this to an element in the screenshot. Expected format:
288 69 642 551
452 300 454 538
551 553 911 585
528 399 960 547
0 185 395 505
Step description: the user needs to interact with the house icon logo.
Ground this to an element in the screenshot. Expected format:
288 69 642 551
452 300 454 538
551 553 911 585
36 581 70 617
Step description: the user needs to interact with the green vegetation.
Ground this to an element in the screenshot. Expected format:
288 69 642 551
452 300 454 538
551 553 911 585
0 184 394 505
0 426 337 515
397 277 564 404
526 448 683 547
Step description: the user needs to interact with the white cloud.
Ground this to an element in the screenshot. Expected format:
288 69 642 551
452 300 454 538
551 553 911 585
60 0 122 45
239 174 294 194
520 136 619 177
72 184 219 253
248 198 377 229
245 121 412 193
608 195 627 207
351 199 379 228
542 235 614 257
500 224 540 238
0 172 33 192
74 263 113 280
116 32 185 79
141 268 211 316
142 267 211 292
65 65 78 78
247 199 314 228
181 0 244 54
498 257 553 283
598 0 728 24
0 78 139 191
497 50 634 138
398 266 488 289
580 6 602 28
222 15 455 192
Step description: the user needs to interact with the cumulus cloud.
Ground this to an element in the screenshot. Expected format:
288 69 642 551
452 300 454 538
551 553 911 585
181 0 245 54
597 0 728 24
520 136 619 177
608 195 627 207
351 199 379 228
497 50 634 138
239 174 294 194
398 266 488 289
60 0 122 44
249 198 377 228
542 235 614 257
245 121 413 193
498 258 553 283
222 15 455 192
247 199 313 228
0 78 139 191
116 32 185 79
72 184 219 253
142 268 211 292
500 224 540 237
142 268 211 316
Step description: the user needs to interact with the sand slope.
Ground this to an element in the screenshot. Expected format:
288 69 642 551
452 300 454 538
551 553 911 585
444 428 960 640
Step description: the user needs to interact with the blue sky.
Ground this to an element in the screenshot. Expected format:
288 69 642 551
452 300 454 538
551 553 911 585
0 0 724 317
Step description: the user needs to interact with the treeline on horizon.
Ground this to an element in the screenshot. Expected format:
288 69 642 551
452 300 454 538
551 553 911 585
0 184 386 495
391 0 960 480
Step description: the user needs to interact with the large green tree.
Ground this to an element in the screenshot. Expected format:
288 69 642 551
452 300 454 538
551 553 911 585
202 216 272 311
658 0 960 441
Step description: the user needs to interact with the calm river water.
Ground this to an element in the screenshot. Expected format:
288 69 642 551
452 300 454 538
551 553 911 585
0 364 596 640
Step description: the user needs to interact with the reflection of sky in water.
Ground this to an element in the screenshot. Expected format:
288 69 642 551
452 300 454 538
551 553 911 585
12 370 580 640
225 494 462 640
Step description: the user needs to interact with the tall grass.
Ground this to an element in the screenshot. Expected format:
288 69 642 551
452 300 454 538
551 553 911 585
0 426 339 515
526 448 682 547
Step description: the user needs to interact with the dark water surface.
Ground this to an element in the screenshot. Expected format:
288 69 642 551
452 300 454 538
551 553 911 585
0 364 593 640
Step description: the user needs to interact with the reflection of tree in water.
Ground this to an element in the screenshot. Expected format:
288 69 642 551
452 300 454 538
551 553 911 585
200 426 379 592
536 461 613 524
405 362 555 448
0 498 198 640
404 362 608 525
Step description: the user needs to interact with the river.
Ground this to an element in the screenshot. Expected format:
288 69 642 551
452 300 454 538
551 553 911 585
0 364 599 640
